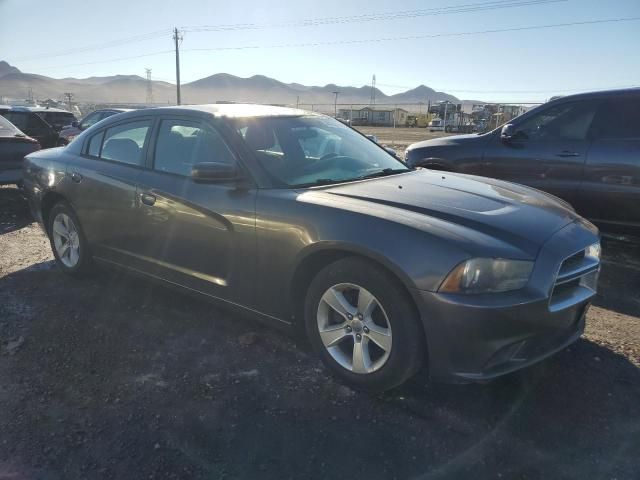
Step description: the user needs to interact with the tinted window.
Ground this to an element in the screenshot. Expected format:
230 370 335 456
101 120 151 166
0 114 22 136
1 112 29 131
515 101 598 141
38 112 75 128
591 97 640 139
79 111 103 130
154 119 236 176
87 131 104 157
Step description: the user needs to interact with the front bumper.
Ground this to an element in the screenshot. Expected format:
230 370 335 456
414 219 599 382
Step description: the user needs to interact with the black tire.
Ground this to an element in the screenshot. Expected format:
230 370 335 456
305 257 425 392
47 201 93 276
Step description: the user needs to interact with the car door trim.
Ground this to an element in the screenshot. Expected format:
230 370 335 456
92 255 291 325
97 247 228 286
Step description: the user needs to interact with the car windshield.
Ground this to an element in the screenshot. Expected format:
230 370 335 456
233 115 410 188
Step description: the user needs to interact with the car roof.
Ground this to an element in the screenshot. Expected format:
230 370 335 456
95 108 132 113
154 103 314 118
0 106 73 114
30 107 75 114
548 87 640 104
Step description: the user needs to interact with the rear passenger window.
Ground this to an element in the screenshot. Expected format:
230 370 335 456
153 119 236 176
100 120 151 166
591 98 640 139
87 131 104 157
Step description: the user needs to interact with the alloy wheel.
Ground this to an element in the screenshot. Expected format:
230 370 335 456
316 283 392 374
52 213 81 268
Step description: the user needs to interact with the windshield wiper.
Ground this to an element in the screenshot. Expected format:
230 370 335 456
356 168 410 180
292 178 344 188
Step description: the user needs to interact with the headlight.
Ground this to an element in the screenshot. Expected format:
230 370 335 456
585 242 601 261
439 258 534 294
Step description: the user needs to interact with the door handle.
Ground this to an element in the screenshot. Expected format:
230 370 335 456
555 151 580 158
602 175 633 185
70 171 83 183
140 193 156 206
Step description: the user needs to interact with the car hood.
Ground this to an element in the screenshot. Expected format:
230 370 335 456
304 169 582 257
408 132 488 150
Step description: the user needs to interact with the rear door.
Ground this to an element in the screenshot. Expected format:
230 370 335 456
481 100 600 205
135 115 257 304
575 94 640 228
64 118 153 263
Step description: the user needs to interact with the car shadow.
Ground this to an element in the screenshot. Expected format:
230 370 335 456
1 261 639 479
0 186 33 235
594 235 640 317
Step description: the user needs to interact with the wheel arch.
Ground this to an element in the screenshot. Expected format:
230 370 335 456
418 157 457 172
289 243 424 331
41 191 69 234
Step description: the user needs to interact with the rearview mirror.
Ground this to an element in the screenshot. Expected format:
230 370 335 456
191 162 239 182
500 124 516 143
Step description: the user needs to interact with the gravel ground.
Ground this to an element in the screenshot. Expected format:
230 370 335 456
1 185 639 480
354 127 457 151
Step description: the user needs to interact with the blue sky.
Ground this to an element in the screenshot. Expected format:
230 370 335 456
1 0 639 102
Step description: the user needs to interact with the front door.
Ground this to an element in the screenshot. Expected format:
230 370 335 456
482 100 600 206
135 116 257 304
575 94 640 228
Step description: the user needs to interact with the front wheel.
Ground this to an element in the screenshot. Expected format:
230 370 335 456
48 201 93 276
305 257 425 392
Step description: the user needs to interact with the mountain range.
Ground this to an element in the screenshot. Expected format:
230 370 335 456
0 60 460 110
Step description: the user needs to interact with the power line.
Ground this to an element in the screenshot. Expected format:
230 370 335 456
11 29 172 62
375 83 640 94
9 0 563 63
182 0 566 32
182 17 640 53
30 50 174 71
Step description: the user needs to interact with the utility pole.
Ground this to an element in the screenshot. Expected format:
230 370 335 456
296 96 300 109
64 92 74 111
173 27 182 105
443 101 449 132
370 74 376 106
145 68 154 105
332 91 339 118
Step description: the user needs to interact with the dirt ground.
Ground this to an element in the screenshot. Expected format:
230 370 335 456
1 185 639 480
354 126 457 151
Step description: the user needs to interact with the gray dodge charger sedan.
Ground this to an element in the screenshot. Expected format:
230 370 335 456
22 104 601 392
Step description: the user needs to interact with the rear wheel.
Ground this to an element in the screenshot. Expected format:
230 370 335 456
305 257 425 392
48 202 93 276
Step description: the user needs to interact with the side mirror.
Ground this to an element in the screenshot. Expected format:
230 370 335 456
191 162 239 182
500 124 516 143
71 121 79 128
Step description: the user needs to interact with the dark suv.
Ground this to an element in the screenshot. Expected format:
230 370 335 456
0 106 67 148
405 88 640 231
31 107 77 132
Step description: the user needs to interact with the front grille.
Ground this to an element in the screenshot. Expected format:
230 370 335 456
549 247 600 312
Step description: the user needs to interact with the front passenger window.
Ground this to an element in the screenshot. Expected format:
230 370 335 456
101 120 151 166
153 119 236 176
515 102 598 141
